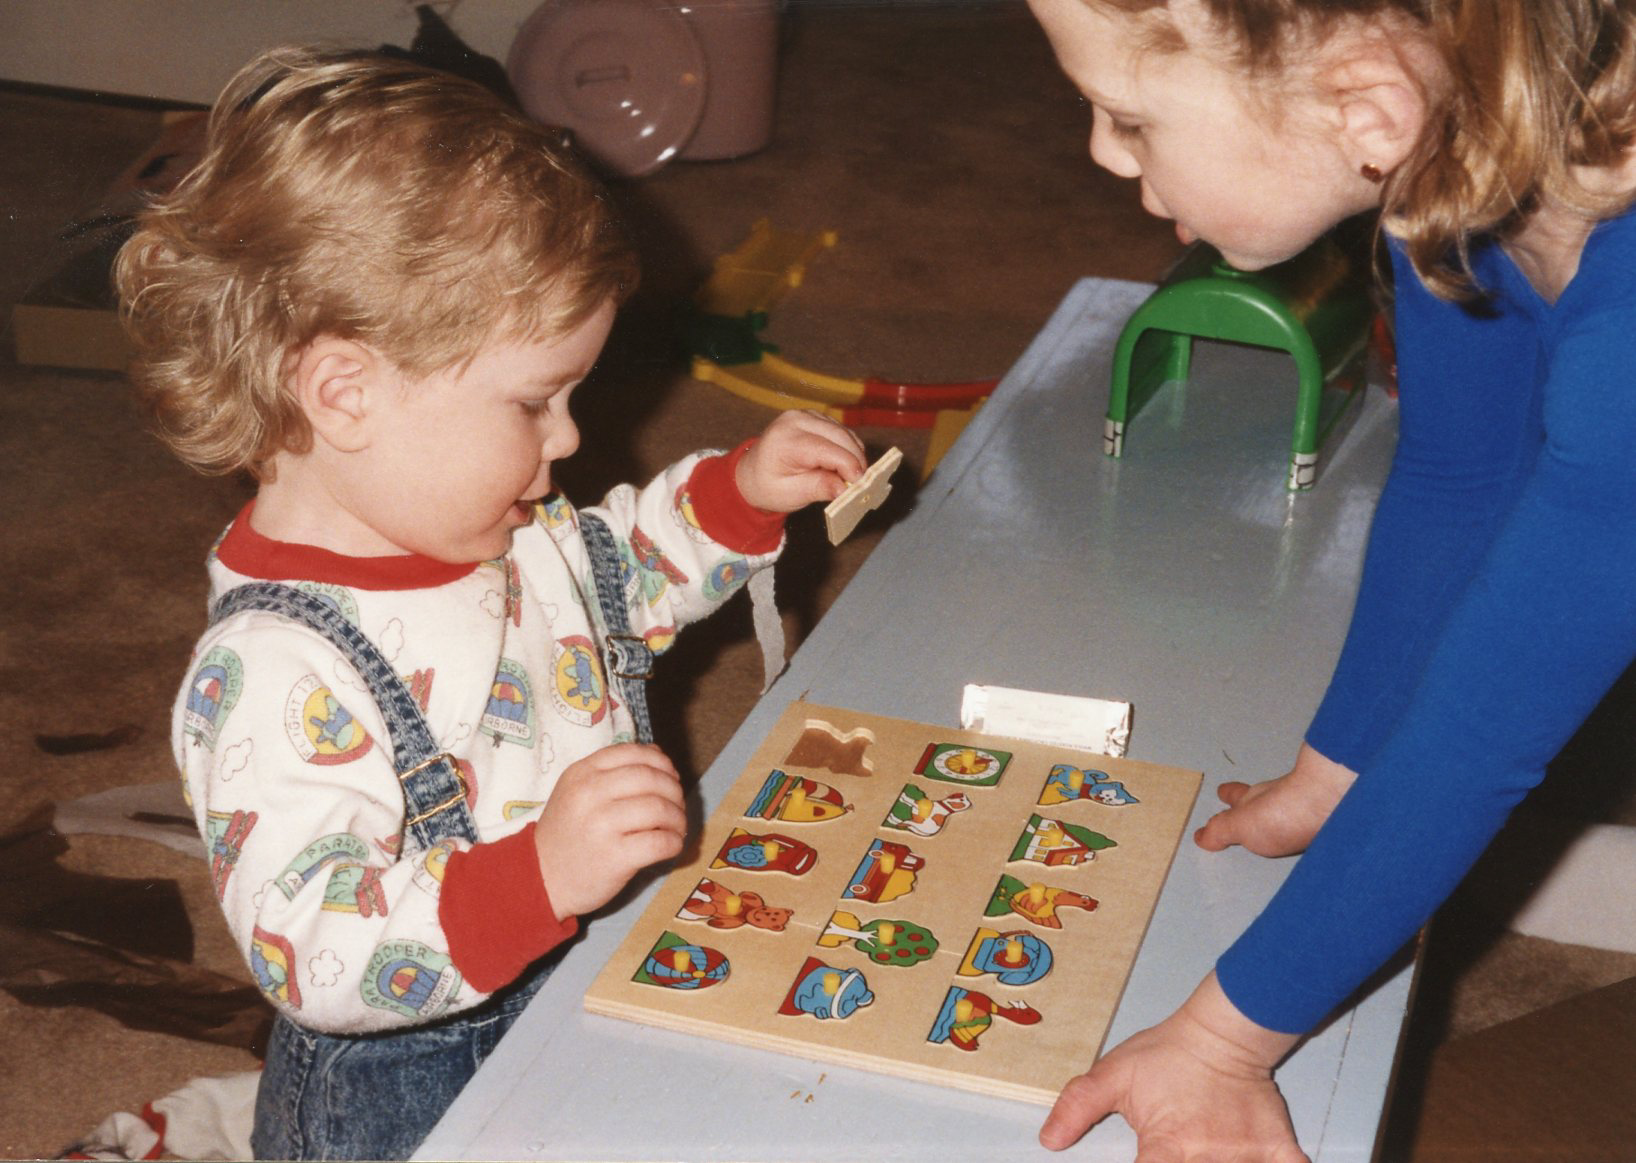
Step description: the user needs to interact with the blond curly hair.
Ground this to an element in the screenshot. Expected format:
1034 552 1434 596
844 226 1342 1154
1088 0 1636 297
115 46 639 478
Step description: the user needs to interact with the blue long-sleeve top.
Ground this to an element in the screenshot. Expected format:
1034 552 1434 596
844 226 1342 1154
1216 205 1636 1034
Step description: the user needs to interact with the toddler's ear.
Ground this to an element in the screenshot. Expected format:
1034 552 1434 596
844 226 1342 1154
289 336 383 453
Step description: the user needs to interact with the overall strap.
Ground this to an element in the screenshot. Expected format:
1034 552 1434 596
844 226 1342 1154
577 512 654 745
209 582 479 851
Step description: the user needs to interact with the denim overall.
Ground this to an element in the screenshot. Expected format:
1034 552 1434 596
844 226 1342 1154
223 514 652 1160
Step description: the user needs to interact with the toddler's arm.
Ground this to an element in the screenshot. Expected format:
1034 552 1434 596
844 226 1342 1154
530 743 686 919
733 410 866 513
564 411 867 644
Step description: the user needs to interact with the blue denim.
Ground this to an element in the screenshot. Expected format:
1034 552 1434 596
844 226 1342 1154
251 951 557 1160
579 511 655 743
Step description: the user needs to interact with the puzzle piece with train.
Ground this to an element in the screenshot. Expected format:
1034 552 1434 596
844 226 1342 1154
583 700 1202 1104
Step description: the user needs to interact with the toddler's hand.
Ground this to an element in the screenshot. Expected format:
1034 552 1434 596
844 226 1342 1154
1193 742 1356 857
735 410 868 514
533 743 687 919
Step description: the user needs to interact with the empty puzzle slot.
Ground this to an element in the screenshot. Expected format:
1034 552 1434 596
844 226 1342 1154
783 720 877 777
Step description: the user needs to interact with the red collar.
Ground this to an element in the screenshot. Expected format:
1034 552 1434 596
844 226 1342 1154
216 501 481 591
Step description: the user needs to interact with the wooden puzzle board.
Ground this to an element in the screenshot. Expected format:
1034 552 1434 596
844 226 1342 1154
584 700 1202 1104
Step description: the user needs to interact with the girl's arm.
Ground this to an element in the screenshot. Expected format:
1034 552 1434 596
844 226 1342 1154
1222 228 1636 1033
1200 241 1545 858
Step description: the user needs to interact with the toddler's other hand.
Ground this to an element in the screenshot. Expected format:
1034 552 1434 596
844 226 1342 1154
1194 742 1356 857
533 743 686 919
735 410 867 513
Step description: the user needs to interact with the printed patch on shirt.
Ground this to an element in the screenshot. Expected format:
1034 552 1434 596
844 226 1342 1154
480 558 525 627
505 558 525 626
291 581 360 627
184 647 243 751
646 624 677 656
673 479 712 544
503 800 544 821
309 949 344 988
631 526 690 607
285 676 376 765
409 668 435 712
276 833 371 901
362 940 462 1020
481 659 535 747
411 840 457 897
251 925 302 1009
455 755 479 810
534 493 577 543
321 863 388 917
703 556 751 602
550 635 607 728
204 808 257 900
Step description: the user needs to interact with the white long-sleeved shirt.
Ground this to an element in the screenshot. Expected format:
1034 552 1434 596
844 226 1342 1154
176 447 783 1033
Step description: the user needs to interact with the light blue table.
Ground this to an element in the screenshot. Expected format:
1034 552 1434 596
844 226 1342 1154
418 277 1411 1162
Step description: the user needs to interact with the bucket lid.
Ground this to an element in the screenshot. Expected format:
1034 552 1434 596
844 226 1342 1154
507 0 708 177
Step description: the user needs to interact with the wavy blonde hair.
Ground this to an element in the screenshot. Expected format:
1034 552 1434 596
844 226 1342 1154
115 46 639 478
1090 0 1636 297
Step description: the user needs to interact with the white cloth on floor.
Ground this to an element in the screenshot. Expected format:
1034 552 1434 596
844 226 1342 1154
62 1070 257 1161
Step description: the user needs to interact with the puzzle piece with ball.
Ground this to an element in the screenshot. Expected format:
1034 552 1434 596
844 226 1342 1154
583 700 1202 1104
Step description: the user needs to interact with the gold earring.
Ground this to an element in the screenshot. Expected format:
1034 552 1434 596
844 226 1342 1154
1360 162 1384 183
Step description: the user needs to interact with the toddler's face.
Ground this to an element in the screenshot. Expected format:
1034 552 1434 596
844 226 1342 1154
1029 0 1377 270
357 301 616 563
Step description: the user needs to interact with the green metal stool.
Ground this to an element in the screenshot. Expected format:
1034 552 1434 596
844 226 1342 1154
1106 234 1376 490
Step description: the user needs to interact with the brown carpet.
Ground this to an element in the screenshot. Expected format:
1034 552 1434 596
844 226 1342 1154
3 4 1633 1159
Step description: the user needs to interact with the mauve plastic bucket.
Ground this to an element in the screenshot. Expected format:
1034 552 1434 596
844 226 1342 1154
678 0 779 161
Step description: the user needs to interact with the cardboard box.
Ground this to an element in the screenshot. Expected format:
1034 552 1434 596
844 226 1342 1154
12 226 134 371
10 111 204 372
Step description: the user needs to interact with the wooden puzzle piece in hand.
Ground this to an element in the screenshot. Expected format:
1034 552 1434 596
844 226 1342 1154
584 700 1202 1105
825 446 903 544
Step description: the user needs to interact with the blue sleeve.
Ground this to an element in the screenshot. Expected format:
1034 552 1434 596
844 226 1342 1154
1219 230 1636 1033
1305 243 1541 771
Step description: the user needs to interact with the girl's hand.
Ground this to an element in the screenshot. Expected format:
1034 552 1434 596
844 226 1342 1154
734 410 868 514
1040 973 1308 1162
1194 742 1357 857
532 743 687 919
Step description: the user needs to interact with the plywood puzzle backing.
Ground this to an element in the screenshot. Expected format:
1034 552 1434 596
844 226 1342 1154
584 701 1202 1104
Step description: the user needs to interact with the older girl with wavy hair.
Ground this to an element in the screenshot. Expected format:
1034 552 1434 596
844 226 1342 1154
1027 1 1636 1158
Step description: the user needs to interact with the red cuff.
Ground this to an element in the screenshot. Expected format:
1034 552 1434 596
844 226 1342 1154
440 822 578 994
686 440 786 555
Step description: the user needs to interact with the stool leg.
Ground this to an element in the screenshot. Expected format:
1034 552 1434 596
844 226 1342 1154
1288 342 1325 490
1107 325 1190 458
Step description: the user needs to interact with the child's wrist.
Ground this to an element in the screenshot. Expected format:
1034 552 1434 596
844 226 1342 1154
685 440 786 553
1180 972 1302 1073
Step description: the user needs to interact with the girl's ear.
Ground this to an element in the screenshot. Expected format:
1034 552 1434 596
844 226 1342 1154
1322 31 1438 179
288 336 386 454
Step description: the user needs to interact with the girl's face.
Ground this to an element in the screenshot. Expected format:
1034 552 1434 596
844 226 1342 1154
1029 0 1379 270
